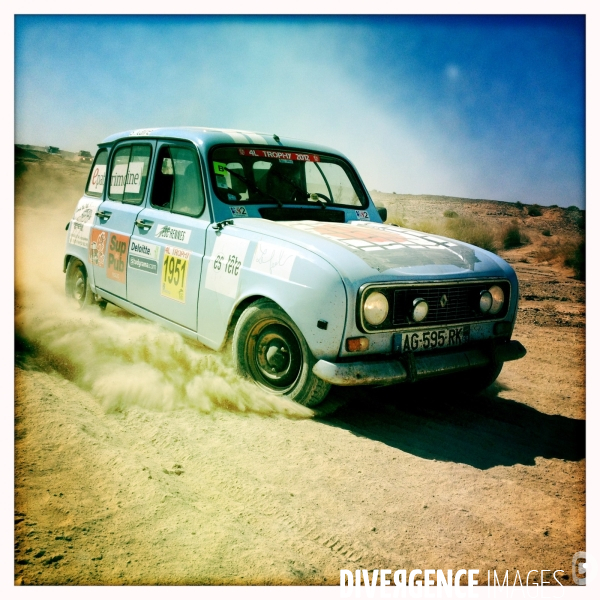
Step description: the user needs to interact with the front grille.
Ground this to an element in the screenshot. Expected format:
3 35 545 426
392 281 510 327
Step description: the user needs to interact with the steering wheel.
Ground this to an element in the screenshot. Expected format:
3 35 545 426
309 192 333 204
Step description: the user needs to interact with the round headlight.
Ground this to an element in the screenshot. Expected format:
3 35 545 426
412 298 429 323
363 291 389 326
479 290 493 313
489 285 505 315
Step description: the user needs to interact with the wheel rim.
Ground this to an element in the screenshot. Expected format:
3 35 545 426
74 271 86 302
248 321 302 391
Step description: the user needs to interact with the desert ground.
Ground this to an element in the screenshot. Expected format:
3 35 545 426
14 148 585 585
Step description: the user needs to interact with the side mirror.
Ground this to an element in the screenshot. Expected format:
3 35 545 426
376 205 387 222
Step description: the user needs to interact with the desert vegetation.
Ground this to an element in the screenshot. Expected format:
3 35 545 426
373 191 584 281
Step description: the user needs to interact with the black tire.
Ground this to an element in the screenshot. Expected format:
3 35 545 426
232 299 331 407
465 362 504 394
65 258 107 310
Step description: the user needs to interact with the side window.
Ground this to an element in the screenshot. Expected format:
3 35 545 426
151 145 204 217
108 144 151 204
85 149 108 197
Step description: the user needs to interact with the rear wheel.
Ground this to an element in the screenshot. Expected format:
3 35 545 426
232 299 330 407
65 258 106 310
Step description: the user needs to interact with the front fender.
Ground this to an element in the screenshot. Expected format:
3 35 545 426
196 230 348 360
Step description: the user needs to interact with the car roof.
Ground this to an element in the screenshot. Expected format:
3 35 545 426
100 127 345 157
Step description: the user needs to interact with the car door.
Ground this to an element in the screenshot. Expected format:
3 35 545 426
127 141 209 331
90 141 154 299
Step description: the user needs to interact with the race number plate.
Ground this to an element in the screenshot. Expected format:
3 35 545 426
394 325 470 353
161 246 191 303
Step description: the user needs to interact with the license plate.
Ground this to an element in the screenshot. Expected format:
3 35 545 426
394 325 470 353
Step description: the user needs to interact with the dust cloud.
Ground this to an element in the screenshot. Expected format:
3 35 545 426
15 156 312 419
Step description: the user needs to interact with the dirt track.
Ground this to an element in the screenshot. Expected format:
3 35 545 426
14 153 585 585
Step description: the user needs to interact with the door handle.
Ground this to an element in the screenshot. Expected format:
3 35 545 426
135 219 154 230
96 210 111 219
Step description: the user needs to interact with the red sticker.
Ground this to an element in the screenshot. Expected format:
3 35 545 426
304 223 411 244
237 148 320 162
107 233 129 284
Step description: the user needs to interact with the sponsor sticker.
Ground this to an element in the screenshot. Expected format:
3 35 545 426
69 199 100 248
107 233 129 284
205 235 250 298
251 241 297 280
356 210 370 221
237 148 320 162
161 246 191 303
89 228 108 267
69 222 90 249
124 161 144 194
129 240 160 275
87 165 106 194
155 224 191 244
129 128 155 136
230 206 248 217
109 163 128 195
110 163 144 196
74 200 98 224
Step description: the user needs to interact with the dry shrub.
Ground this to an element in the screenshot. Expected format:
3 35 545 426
445 217 497 253
443 210 458 218
410 220 444 235
527 204 543 217
401 217 498 253
564 240 585 281
389 216 407 228
502 222 524 249
536 239 585 280
542 229 552 237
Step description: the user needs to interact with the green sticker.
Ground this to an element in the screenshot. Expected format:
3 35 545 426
213 162 227 176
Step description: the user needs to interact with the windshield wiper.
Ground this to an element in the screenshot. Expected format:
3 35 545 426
224 167 283 208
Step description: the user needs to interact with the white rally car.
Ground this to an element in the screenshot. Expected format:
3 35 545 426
64 127 525 406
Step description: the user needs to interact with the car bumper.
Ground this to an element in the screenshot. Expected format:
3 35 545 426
312 340 526 386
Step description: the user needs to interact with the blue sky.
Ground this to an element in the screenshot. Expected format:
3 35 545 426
15 15 585 207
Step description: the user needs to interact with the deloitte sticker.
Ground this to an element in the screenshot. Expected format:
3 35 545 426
129 240 160 275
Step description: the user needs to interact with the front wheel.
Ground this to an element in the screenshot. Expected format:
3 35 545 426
232 299 330 407
65 258 106 309
434 361 503 397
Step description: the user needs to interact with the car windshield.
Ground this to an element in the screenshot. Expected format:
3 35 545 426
209 146 368 208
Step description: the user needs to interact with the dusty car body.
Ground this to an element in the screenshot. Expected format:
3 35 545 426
64 127 525 406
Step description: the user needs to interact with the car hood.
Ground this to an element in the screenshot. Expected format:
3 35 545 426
234 219 510 282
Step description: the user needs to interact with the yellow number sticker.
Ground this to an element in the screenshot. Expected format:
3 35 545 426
161 246 191 303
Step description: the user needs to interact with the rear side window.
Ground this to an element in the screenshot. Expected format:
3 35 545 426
85 149 108 197
108 144 152 204
151 145 204 217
